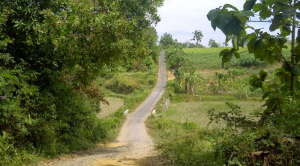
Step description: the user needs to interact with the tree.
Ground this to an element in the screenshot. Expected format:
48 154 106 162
208 39 219 48
0 0 164 161
191 30 204 47
175 68 202 94
160 33 175 48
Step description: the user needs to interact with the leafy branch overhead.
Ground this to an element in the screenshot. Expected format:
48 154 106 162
207 0 300 97
0 0 163 163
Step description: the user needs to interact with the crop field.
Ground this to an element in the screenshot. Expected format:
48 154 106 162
183 47 290 69
146 45 300 165
149 47 282 138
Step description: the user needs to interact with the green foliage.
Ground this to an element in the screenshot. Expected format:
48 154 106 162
148 117 224 166
0 132 34 166
182 47 277 69
165 46 204 94
207 0 300 164
165 46 187 70
0 0 163 163
160 33 176 49
208 102 300 165
177 41 205 48
208 39 219 48
191 30 204 47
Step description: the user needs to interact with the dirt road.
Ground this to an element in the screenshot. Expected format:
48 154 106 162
41 51 166 166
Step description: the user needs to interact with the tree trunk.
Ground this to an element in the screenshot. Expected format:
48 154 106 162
185 81 190 94
191 83 195 94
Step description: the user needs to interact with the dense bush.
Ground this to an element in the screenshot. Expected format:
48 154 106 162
208 102 300 165
0 0 162 164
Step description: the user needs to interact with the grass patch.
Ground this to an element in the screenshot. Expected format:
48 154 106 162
98 97 124 118
164 100 263 128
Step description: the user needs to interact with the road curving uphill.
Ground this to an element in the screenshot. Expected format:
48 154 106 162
41 51 166 166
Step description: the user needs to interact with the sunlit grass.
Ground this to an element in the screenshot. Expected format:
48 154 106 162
164 100 263 128
98 97 124 118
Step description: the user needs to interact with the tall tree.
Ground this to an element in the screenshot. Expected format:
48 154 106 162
160 33 175 48
208 39 219 48
191 30 204 47
0 0 164 160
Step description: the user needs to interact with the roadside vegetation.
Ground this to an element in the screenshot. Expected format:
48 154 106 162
148 1 300 165
0 0 162 165
147 46 270 165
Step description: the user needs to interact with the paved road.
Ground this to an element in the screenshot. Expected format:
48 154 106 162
44 51 166 166
116 50 166 144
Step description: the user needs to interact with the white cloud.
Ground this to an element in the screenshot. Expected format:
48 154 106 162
155 0 271 46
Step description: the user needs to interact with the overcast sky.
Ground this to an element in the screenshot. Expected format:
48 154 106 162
155 0 272 46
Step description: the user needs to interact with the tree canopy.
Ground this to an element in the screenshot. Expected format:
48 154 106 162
191 30 204 47
208 39 219 48
0 0 163 163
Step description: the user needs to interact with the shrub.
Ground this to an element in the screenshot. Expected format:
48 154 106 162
0 132 33 166
152 118 224 166
208 102 300 165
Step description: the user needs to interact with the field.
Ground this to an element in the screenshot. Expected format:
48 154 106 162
147 47 289 165
183 47 290 69
163 100 263 128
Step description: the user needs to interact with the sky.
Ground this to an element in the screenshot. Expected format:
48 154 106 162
155 0 272 46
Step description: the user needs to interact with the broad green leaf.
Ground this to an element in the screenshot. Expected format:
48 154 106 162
253 3 264 12
215 12 231 30
220 48 234 63
233 36 239 50
223 4 239 11
282 7 295 18
265 0 281 5
266 50 276 64
249 75 262 88
234 11 254 18
294 45 300 63
247 36 257 53
243 0 257 10
259 7 272 19
259 70 268 81
280 25 291 37
292 65 300 76
283 61 292 71
224 17 243 36
207 9 221 21
211 20 217 31
269 14 283 31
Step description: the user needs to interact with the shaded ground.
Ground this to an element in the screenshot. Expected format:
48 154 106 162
38 51 166 166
